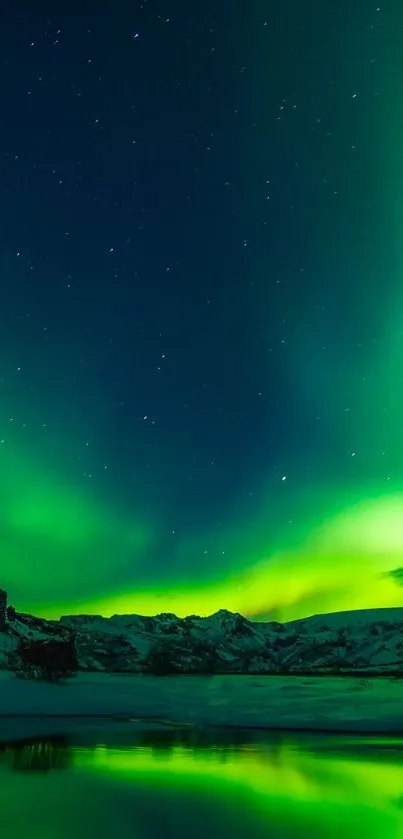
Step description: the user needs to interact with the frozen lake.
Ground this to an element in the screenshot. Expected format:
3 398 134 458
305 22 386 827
1 671 403 741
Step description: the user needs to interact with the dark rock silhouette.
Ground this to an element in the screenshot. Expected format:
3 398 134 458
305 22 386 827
15 637 77 682
6 606 16 622
0 589 7 631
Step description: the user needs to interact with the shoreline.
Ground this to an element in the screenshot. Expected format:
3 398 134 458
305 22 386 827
2 717 403 747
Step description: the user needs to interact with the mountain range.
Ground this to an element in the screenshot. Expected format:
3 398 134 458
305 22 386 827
1 587 403 676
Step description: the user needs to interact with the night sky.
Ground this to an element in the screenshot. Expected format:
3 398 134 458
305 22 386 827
2 1 403 622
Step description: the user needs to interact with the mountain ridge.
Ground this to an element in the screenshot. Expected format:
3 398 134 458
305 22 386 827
1 586 403 676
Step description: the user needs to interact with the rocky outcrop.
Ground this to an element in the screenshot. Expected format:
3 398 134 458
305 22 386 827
0 589 7 631
14 637 77 682
0 605 74 671
1 594 403 677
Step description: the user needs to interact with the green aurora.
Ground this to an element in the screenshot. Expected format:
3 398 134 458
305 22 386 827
3 428 403 621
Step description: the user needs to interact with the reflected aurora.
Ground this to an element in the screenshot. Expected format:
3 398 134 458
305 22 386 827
2 737 403 838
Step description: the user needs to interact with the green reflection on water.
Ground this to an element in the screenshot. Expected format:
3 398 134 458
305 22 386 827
1 730 403 838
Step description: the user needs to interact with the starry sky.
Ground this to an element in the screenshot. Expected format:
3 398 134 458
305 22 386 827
3 0 403 622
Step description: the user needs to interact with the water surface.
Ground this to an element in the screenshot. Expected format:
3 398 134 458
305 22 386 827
1 727 403 837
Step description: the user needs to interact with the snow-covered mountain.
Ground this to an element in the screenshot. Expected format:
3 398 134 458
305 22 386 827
1 586 403 675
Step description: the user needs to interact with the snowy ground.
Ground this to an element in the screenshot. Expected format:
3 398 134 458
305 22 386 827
0 671 403 742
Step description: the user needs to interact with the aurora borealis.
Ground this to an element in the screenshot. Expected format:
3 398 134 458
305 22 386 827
2 2 403 622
